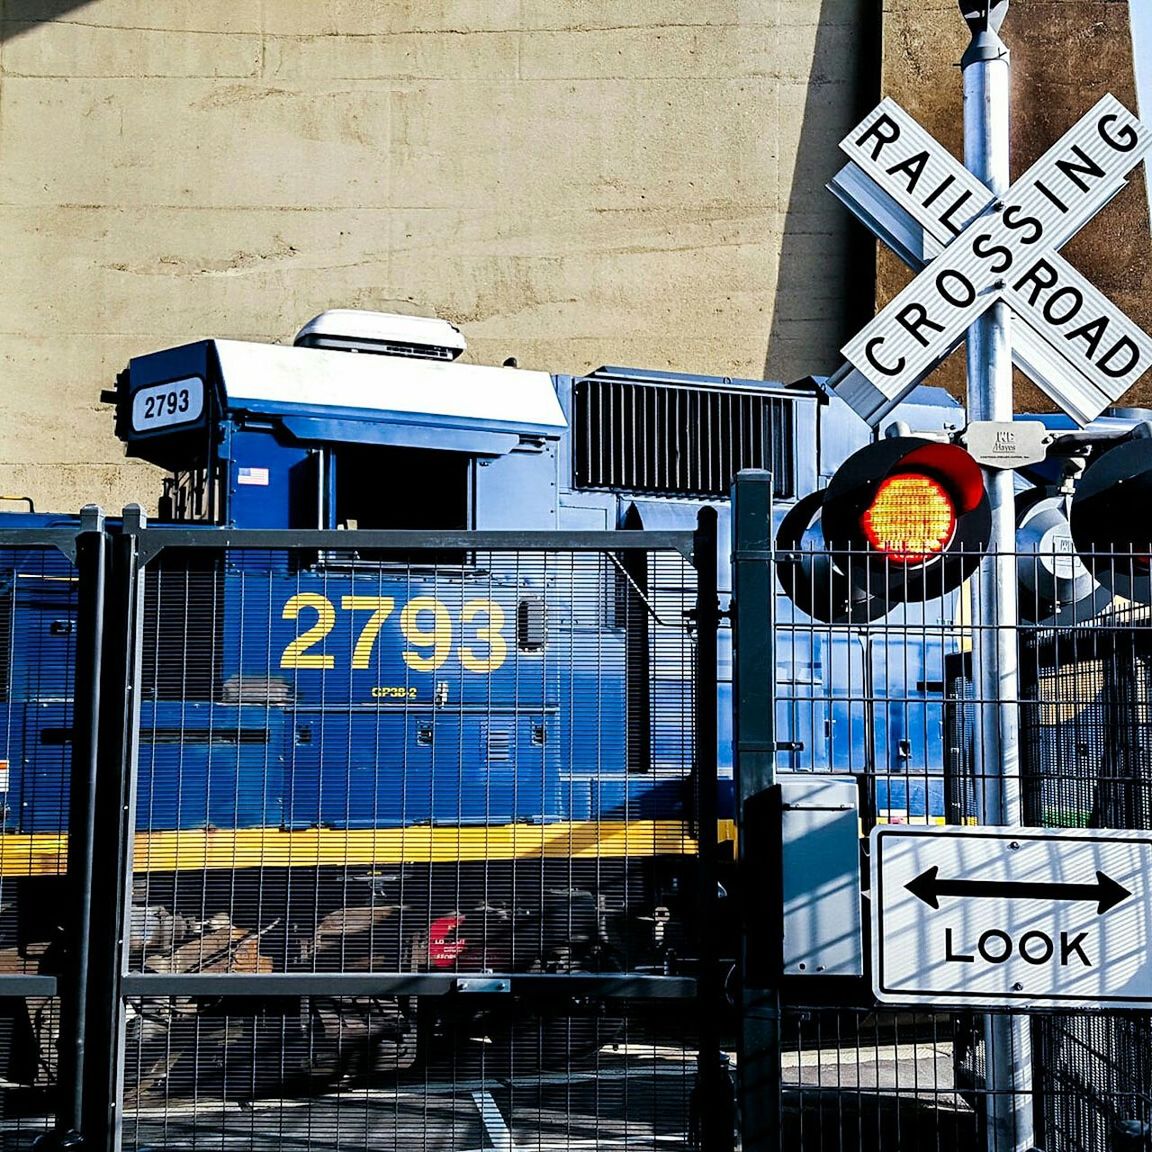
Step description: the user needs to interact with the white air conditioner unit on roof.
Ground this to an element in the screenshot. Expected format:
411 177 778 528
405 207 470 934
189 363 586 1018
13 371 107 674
293 310 467 361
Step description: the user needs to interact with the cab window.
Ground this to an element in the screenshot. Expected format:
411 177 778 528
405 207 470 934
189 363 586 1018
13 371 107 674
333 445 470 530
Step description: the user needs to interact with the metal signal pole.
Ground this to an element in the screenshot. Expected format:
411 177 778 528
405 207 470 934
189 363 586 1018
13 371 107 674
958 2 1035 1149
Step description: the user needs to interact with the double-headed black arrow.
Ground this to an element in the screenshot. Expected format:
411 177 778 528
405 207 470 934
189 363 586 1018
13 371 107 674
905 866 1131 915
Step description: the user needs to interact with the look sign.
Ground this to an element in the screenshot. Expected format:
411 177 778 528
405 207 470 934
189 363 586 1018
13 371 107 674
831 95 1152 426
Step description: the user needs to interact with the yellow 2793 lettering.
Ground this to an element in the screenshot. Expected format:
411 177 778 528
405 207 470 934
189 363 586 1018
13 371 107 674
279 594 508 673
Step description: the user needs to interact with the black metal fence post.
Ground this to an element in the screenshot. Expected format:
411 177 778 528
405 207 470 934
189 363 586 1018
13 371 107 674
690 506 735 1152
30 508 105 1152
731 470 781 1152
82 507 145 1152
59 508 107 1149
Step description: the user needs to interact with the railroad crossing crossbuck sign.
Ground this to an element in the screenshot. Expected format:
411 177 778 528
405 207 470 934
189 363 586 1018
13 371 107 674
828 95 1152 426
871 826 1152 1009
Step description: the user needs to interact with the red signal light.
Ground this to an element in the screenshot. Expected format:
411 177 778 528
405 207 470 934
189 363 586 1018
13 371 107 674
776 437 992 620
861 473 957 562
819 436 991 604
775 490 891 624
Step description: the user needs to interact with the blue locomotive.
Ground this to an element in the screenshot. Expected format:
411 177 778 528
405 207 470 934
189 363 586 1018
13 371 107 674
0 310 967 1082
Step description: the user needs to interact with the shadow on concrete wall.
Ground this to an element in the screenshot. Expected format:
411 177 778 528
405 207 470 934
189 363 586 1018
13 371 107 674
1 1 95 41
763 0 880 384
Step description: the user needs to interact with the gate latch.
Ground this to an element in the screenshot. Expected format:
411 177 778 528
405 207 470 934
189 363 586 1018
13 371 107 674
454 977 511 994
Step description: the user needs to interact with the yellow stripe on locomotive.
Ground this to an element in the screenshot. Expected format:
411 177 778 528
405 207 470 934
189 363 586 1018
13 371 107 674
0 820 720 878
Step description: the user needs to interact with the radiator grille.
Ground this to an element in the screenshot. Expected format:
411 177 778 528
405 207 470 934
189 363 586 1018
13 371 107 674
572 377 796 498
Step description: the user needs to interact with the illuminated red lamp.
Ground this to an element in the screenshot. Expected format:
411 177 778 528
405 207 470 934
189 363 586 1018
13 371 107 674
862 473 956 562
820 438 991 601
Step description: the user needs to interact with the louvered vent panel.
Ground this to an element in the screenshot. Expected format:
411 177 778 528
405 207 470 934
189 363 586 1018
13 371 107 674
572 378 796 498
140 556 224 701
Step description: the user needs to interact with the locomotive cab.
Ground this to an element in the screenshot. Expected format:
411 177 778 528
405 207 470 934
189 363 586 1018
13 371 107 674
109 310 568 532
101 312 581 837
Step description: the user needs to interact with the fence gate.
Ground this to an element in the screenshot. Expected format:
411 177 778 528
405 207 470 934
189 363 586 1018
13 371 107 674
735 470 1152 1152
0 516 94 1151
0 511 725 1152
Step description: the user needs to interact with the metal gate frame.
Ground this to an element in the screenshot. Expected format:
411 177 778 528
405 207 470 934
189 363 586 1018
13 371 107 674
17 508 724 1152
729 471 781 1151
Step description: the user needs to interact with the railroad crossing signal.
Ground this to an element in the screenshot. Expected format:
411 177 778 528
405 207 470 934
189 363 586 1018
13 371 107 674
775 437 991 621
829 95 1152 426
871 826 1152 1009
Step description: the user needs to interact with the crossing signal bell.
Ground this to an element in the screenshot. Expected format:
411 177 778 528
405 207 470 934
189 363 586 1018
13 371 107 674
779 437 991 620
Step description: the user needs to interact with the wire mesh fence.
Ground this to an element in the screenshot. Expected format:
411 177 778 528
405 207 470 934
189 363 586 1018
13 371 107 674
0 522 716 1151
1017 599 1152 1151
128 545 699 981
8 510 1152 1150
0 539 80 1150
779 1009 978 1150
120 1004 698 1152
115 532 709 1151
773 542 1152 1151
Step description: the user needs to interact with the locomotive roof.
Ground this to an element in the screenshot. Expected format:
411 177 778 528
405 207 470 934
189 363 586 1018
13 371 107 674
213 340 567 437
121 338 568 452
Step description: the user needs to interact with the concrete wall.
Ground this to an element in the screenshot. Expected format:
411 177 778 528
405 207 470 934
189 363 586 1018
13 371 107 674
0 1 872 512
